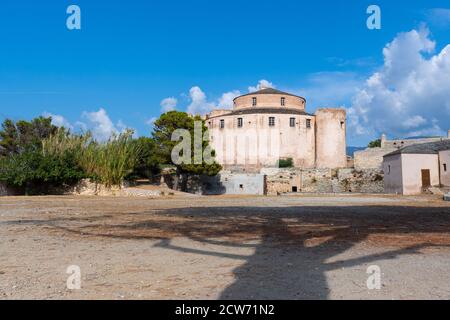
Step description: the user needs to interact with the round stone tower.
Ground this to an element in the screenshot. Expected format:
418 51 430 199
315 108 347 168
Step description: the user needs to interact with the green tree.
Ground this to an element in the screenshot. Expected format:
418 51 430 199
129 137 160 179
0 116 58 157
152 111 222 188
368 139 381 148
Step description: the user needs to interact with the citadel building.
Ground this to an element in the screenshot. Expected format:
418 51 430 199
206 87 347 171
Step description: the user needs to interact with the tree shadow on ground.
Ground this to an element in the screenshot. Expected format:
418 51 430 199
5 204 450 299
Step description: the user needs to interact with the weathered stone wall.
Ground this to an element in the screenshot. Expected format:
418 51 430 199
263 168 384 195
355 135 450 170
354 147 396 169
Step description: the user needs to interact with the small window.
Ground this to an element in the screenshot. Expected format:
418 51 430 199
289 118 295 127
220 119 225 129
388 165 391 174
444 164 447 172
237 117 243 128
281 97 285 106
269 117 275 127
306 119 311 128
292 186 298 193
252 97 257 106
340 121 344 129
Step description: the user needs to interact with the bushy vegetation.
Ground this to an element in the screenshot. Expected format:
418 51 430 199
43 129 142 187
368 139 381 148
0 113 222 194
277 157 293 168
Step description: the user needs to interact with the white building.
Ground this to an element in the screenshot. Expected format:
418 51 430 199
383 140 450 195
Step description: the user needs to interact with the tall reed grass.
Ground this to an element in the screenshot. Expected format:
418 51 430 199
43 129 142 187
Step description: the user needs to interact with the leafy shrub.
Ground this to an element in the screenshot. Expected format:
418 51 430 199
368 139 381 148
277 157 293 168
0 150 85 194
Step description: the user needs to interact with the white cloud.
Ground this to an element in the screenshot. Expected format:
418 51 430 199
42 108 135 141
217 90 241 109
347 26 450 140
186 86 216 115
402 115 427 129
248 79 275 92
160 97 177 113
42 112 73 131
82 108 118 141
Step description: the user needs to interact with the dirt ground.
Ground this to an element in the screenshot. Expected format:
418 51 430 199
1 193 450 300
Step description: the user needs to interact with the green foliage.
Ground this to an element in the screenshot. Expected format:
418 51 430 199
0 150 85 193
129 137 160 178
0 117 57 157
42 129 142 187
152 111 222 176
277 157 294 168
368 139 381 148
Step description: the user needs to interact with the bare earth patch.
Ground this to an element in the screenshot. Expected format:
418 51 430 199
1 194 449 299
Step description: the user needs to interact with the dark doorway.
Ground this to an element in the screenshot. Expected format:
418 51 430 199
421 169 431 187
292 186 298 193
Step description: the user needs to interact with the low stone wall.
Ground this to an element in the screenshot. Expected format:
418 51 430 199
263 168 384 195
64 179 160 197
354 147 396 170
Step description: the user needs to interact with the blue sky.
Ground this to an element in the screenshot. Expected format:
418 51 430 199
1 0 450 146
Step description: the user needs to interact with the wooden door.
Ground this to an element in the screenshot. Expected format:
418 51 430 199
421 169 431 187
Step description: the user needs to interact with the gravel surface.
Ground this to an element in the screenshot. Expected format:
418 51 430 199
1 194 449 300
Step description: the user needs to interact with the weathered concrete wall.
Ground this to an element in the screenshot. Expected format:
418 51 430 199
439 150 450 187
383 154 403 194
164 173 266 195
262 168 383 195
315 108 347 169
201 173 266 195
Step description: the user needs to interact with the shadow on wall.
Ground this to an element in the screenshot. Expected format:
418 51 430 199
162 173 230 195
5 204 450 299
